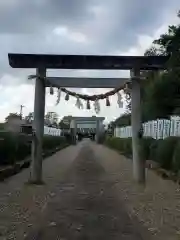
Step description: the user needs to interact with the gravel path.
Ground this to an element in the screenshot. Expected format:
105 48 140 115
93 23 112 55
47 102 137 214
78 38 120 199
0 140 149 239
93 143 180 240
0 144 81 239
24 140 146 240
2 140 179 239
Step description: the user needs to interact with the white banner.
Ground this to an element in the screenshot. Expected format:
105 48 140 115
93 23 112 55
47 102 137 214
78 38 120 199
44 126 61 136
114 116 180 139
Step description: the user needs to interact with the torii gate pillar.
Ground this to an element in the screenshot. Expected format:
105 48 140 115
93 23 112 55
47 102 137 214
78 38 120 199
131 68 145 184
29 68 46 184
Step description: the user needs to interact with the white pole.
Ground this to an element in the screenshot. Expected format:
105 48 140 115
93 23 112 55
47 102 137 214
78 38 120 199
131 68 145 184
30 68 46 184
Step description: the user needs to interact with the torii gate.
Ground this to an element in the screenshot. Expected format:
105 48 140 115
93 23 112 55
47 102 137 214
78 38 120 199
8 53 168 184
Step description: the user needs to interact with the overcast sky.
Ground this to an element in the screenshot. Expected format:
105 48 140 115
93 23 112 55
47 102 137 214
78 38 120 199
0 0 179 123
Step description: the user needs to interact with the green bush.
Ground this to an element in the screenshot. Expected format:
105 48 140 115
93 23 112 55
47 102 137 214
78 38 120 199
43 135 67 150
0 132 68 166
123 138 132 155
105 136 180 173
0 132 17 165
105 137 132 154
142 137 156 160
172 140 180 173
15 135 31 161
105 136 156 158
105 137 122 152
154 137 179 170
149 139 161 161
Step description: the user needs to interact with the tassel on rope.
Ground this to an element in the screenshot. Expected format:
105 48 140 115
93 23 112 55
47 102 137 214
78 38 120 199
106 97 110 106
56 88 61 105
117 91 123 108
65 93 69 101
124 83 129 94
28 74 36 80
50 86 54 95
75 96 83 109
94 99 100 114
80 98 84 109
124 82 132 95
75 96 81 109
86 100 91 109
123 82 132 102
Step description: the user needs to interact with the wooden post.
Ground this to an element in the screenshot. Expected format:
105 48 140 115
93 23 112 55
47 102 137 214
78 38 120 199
29 68 46 184
70 119 77 145
131 68 145 184
74 120 77 145
96 119 100 143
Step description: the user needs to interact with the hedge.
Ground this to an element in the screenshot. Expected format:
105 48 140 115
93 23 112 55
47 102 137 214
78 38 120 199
104 136 180 173
172 140 180 174
0 132 69 166
105 136 155 159
43 135 67 150
154 137 179 170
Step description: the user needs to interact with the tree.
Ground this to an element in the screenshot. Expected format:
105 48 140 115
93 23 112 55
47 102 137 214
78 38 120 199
144 45 163 56
0 123 5 130
113 113 131 127
25 112 34 123
143 11 180 120
44 112 59 127
153 24 179 56
58 119 70 129
5 113 20 122
115 10 180 126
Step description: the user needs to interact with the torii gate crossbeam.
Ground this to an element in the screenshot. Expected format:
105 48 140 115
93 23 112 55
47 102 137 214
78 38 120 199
46 77 129 88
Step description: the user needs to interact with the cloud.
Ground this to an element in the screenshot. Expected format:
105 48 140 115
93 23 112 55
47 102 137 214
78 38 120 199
0 0 94 34
0 0 179 122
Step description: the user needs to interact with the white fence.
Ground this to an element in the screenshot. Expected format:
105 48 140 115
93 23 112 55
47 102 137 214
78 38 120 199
114 116 180 139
